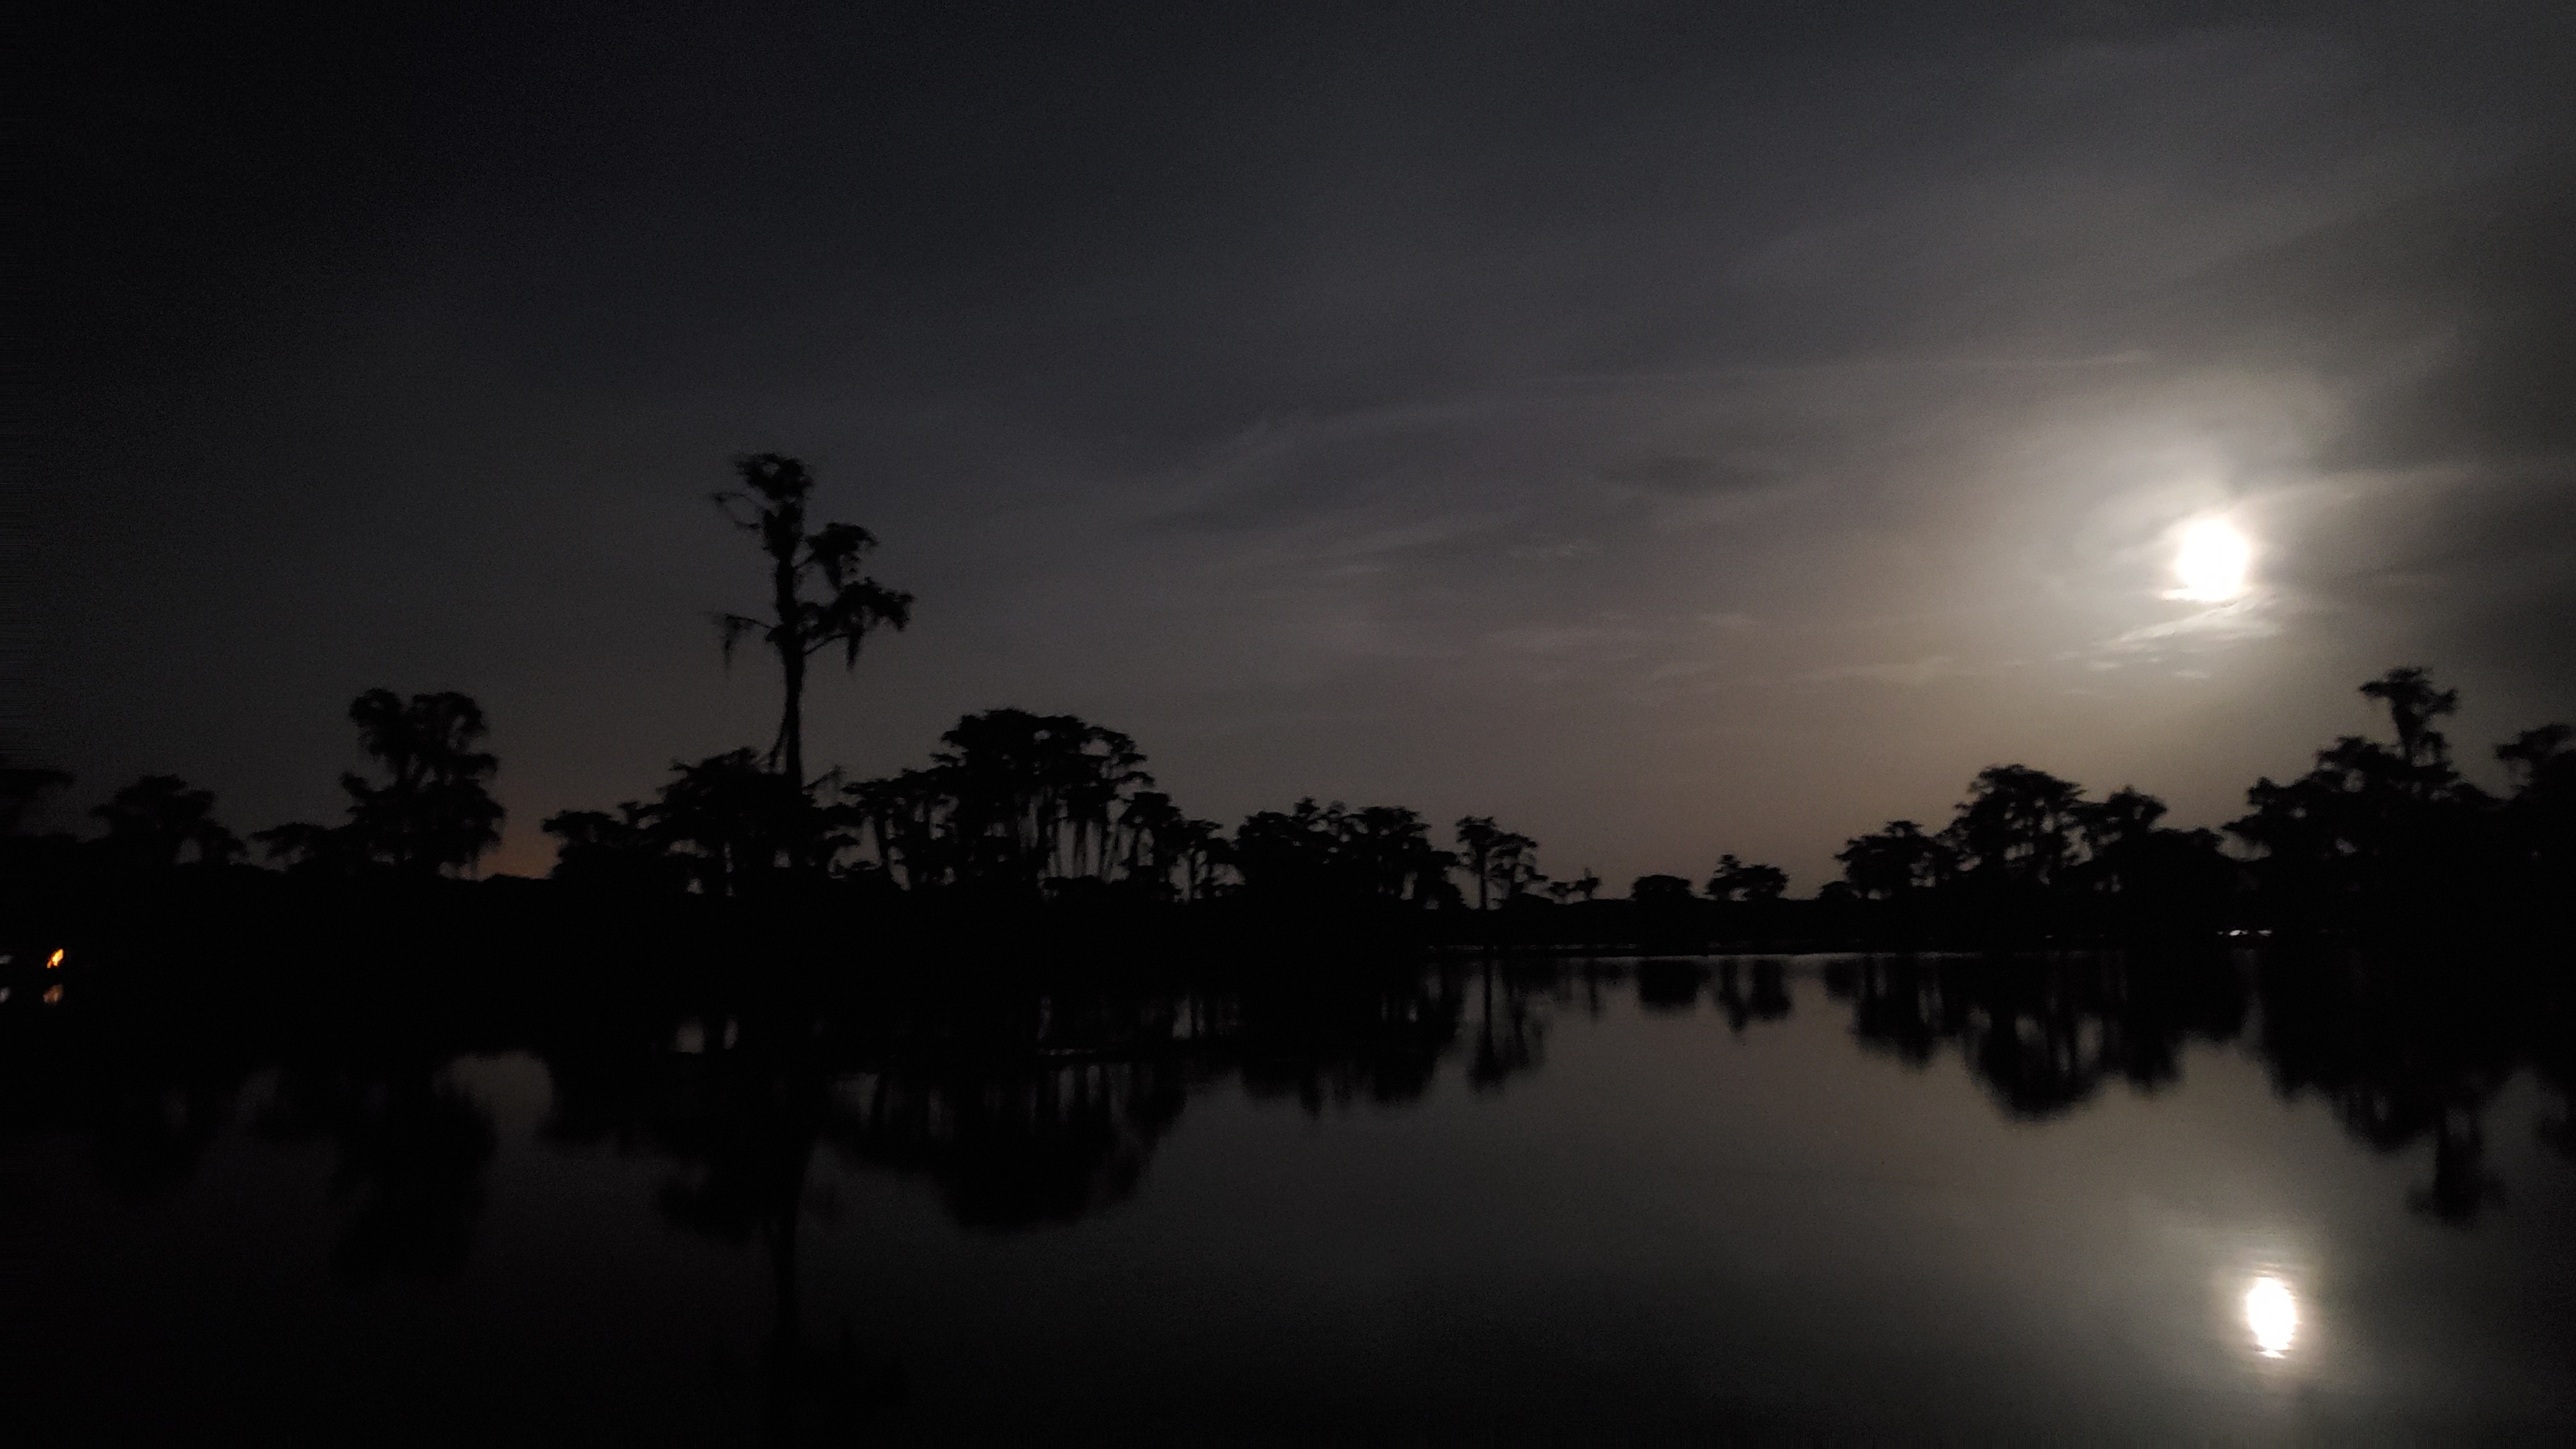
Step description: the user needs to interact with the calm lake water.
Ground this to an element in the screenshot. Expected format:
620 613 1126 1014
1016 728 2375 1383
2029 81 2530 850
6 953 2573 1443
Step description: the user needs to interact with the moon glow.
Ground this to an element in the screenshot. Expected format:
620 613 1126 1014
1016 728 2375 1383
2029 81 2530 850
2173 518 2253 602
2244 1275 2298 1357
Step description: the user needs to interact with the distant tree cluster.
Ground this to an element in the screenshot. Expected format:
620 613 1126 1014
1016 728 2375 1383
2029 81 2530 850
1454 816 1540 910
3 688 507 885
1825 666 2573 940
845 710 1215 899
91 775 245 871
2228 668 2572 931
545 709 1231 903
254 689 507 876
539 710 1545 913
1232 801 1457 908
1826 765 2231 939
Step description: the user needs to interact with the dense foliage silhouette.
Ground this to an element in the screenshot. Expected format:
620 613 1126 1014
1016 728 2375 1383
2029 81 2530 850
250 689 506 877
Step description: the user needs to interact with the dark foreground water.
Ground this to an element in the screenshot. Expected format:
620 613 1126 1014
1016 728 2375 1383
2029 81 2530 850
5 953 2573 1443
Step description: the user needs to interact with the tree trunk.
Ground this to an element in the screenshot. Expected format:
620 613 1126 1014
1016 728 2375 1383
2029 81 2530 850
771 536 806 788
779 647 806 791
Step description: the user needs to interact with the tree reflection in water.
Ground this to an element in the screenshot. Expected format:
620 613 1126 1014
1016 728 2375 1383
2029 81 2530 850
521 965 1512 1439
1717 958 1794 1035
4 947 2570 1438
2252 953 2529 1223
1825 953 2248 1118
1630 956 1794 1036
1823 948 2566 1224
257 1054 497 1282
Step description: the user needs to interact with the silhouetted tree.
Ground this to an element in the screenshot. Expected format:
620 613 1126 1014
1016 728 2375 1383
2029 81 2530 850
1454 816 1538 910
712 454 913 797
2497 723 2573 790
2073 786 2165 862
937 709 1148 894
1705 854 1788 903
2229 666 2500 929
1233 799 1348 902
1107 789 1188 900
256 689 505 875
1946 765 2085 889
541 801 684 893
1172 816 1231 901
1455 816 1502 911
2496 723 2575 921
1835 819 1950 899
1831 774 2239 942
345 690 505 871
843 767 949 891
2360 665 2461 773
1345 805 1458 905
91 774 242 870
1629 873 1694 905
655 749 813 899
1234 799 1455 907
839 709 1217 900
2063 785 2234 931
1489 830 1544 904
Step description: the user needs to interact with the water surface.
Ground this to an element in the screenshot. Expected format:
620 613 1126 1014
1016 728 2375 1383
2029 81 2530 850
6 953 2572 1443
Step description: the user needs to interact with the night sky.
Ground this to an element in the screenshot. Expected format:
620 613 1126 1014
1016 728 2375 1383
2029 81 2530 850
23 1 2576 886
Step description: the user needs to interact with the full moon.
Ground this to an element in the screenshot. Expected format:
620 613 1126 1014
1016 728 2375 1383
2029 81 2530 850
2244 1275 2299 1357
2172 518 2253 602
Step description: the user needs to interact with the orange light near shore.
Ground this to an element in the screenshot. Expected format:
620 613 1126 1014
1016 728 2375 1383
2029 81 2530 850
47 948 65 969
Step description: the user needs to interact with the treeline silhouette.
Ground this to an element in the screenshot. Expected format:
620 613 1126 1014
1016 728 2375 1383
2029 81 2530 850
5 454 2569 954
1817 666 2574 945
6 660 2563 954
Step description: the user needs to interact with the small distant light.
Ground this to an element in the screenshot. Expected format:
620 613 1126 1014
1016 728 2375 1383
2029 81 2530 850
0 986 11 1004
47 948 66 969
2246 1275 2297 1356
43 984 64 1006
